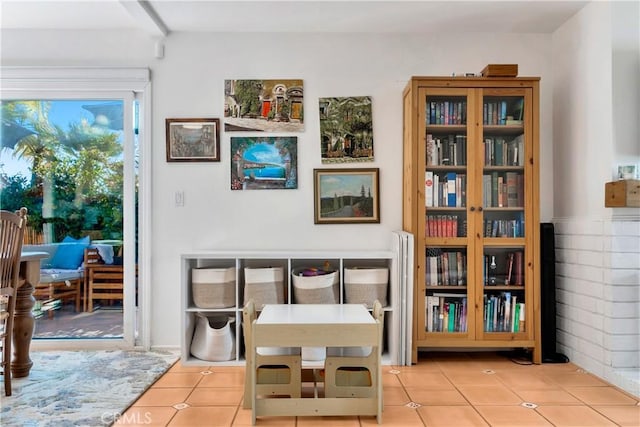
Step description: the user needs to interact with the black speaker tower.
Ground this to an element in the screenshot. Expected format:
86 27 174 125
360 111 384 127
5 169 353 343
540 223 569 363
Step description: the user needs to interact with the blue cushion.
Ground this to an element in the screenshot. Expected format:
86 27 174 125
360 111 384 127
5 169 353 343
62 235 91 245
50 243 88 270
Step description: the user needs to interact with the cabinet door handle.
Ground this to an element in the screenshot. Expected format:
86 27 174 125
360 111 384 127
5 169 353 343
478 207 483 212
470 206 476 212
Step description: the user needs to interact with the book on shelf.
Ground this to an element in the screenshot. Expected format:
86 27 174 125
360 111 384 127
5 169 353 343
483 174 492 207
494 137 504 166
511 296 518 332
446 172 457 207
433 174 439 207
455 174 465 207
517 174 525 207
511 134 524 166
426 134 436 166
506 172 519 207
511 97 524 121
425 171 434 207
455 135 467 165
491 172 499 207
514 251 524 285
484 138 492 165
500 101 507 125
505 252 515 285
442 254 450 285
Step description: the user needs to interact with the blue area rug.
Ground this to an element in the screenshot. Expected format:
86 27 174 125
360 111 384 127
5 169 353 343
1 349 178 427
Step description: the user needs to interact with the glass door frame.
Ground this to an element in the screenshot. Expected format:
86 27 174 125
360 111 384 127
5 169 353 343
1 67 152 350
418 86 477 342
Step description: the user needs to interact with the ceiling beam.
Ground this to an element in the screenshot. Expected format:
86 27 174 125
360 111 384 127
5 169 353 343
119 0 169 37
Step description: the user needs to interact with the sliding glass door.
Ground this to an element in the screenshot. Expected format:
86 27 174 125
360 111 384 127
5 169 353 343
1 95 138 346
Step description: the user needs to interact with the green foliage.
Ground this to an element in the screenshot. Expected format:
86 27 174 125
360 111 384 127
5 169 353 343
234 80 262 117
0 173 44 228
1 100 124 241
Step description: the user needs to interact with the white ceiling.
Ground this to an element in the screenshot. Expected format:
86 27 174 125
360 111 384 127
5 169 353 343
1 0 589 36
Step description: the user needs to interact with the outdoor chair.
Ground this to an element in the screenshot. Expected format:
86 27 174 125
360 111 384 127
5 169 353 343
0 207 27 396
86 260 124 313
83 247 103 311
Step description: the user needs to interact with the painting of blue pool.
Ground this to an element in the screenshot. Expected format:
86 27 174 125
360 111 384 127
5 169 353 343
230 137 298 190
243 166 285 179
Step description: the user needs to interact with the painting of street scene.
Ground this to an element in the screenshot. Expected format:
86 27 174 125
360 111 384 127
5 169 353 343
224 79 304 132
231 137 297 190
165 118 220 162
314 168 379 224
319 96 373 163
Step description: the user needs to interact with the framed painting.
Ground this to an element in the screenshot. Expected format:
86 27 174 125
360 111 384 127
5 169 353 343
224 79 304 132
166 118 220 162
319 96 373 163
231 136 298 190
313 168 380 224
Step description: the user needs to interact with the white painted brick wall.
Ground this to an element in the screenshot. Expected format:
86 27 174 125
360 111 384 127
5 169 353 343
553 217 639 397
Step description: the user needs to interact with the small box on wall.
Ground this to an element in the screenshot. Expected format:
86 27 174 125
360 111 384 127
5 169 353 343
605 180 640 207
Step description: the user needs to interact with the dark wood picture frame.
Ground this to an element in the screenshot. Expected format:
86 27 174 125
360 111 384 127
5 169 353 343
313 168 380 224
166 118 220 162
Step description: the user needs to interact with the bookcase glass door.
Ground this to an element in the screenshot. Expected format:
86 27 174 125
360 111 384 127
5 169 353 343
480 89 530 338
422 88 473 339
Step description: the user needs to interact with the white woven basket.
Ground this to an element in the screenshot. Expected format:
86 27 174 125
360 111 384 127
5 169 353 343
190 313 236 361
192 267 236 308
292 270 339 304
243 267 285 309
344 267 389 308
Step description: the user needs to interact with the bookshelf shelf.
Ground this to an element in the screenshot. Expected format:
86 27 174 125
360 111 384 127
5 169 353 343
403 76 541 363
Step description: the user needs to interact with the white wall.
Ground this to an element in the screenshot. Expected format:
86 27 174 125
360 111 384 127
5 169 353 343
552 1 640 397
612 0 640 172
1 30 555 348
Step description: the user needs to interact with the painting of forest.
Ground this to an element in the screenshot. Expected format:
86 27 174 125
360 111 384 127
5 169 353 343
319 96 373 163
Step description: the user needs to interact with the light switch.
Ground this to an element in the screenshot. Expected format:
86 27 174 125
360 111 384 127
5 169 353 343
175 191 184 207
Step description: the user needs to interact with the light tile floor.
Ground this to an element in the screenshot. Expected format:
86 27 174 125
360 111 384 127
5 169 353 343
118 352 640 426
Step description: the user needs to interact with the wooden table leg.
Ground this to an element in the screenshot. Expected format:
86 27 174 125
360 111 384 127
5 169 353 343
12 282 35 378
12 256 42 378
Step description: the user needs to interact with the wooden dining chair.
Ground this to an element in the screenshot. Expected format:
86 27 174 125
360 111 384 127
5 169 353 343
242 299 302 409
323 299 384 399
0 207 27 396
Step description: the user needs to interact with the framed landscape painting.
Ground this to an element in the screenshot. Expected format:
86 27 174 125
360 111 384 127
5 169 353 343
313 168 380 224
231 137 298 190
166 118 220 162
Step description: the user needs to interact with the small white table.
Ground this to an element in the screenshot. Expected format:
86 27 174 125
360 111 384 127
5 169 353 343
250 304 382 424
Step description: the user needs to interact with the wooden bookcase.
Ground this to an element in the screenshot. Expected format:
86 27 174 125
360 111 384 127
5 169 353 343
402 76 541 363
